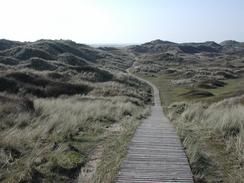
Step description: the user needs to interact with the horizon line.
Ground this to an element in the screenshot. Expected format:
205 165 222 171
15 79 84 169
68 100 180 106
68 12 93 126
1 37 243 45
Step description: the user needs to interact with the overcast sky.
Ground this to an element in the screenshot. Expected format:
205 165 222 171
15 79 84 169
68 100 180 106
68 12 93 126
0 0 244 44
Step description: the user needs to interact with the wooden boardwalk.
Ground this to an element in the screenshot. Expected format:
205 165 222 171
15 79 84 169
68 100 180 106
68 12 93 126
116 75 194 183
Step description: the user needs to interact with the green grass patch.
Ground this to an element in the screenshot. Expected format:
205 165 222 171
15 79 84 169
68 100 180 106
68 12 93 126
136 72 244 106
208 76 244 96
56 151 85 169
135 71 244 182
135 73 189 106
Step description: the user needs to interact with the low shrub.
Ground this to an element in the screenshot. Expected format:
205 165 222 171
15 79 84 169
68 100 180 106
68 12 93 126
169 95 244 182
0 77 19 93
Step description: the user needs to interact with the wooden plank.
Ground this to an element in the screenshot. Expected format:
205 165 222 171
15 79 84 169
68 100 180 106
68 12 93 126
115 75 193 183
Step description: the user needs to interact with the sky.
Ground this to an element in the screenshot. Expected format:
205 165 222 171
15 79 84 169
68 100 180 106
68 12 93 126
0 0 244 44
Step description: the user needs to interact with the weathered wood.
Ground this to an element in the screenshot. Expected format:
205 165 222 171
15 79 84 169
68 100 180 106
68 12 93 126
115 75 193 183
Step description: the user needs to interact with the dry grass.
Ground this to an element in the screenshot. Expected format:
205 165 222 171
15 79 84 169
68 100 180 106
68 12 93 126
0 39 153 182
79 102 149 183
136 70 244 183
0 58 152 183
168 96 244 182
0 95 149 183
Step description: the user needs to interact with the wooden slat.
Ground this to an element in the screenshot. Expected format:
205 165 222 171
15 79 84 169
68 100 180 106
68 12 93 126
115 75 193 183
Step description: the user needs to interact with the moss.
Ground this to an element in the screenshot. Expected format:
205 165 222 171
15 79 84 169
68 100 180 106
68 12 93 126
55 151 85 169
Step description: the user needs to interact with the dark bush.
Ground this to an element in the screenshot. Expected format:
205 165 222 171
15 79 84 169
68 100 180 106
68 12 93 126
6 72 51 87
0 56 19 65
0 77 19 93
18 97 35 112
181 90 214 98
22 86 46 98
27 58 57 71
45 83 91 97
198 80 226 89
0 96 34 113
0 146 22 165
19 168 44 183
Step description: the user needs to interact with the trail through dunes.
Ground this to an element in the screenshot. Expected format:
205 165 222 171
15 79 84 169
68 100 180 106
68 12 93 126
116 73 194 183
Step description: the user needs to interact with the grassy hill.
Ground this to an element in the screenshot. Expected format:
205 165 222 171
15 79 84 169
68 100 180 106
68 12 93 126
130 39 244 183
1 38 244 182
0 39 151 183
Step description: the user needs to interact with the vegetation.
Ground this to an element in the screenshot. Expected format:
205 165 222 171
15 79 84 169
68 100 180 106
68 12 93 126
130 39 244 183
134 70 244 182
0 96 149 182
0 39 152 182
1 38 244 182
169 97 244 182
135 73 189 107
